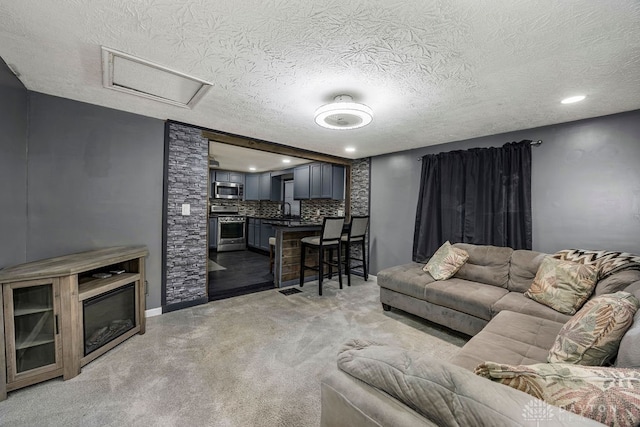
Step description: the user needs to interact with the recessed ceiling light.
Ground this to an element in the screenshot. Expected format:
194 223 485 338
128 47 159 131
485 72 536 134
345 147 356 153
561 95 586 104
282 159 291 164
249 166 256 171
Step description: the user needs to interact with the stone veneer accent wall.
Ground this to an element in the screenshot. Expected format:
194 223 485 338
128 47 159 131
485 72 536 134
348 158 371 273
164 123 209 309
351 158 370 216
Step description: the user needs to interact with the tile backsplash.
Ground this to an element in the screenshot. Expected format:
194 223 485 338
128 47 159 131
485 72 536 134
300 199 346 220
210 198 345 219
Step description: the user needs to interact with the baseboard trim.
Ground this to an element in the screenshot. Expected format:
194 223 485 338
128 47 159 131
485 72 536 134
162 297 208 313
145 307 163 318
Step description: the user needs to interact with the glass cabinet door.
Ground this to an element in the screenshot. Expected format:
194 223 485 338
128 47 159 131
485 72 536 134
4 279 62 381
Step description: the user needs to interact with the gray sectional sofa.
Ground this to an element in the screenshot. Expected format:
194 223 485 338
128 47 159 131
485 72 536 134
320 243 640 427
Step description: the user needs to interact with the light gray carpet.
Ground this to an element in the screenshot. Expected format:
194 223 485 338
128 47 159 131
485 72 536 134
1 276 467 426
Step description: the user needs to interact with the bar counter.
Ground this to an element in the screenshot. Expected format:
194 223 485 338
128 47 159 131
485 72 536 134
266 222 323 288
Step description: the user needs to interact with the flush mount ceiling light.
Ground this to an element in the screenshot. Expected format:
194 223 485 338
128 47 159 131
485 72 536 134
561 95 586 104
101 46 212 109
314 95 373 130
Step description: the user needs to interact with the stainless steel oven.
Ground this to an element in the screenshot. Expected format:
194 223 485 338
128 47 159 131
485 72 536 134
217 216 246 251
213 181 243 200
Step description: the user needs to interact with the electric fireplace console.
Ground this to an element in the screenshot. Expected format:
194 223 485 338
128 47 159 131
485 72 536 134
0 246 148 400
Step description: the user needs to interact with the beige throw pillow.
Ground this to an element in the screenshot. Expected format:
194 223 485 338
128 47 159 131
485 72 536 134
423 241 469 280
524 256 597 315
548 291 640 366
476 361 640 427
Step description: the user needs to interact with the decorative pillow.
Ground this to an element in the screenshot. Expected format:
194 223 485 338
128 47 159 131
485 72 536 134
476 361 640 427
423 241 469 280
548 291 640 365
524 256 598 315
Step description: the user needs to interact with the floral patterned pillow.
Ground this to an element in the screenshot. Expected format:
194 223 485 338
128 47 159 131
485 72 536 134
423 241 469 280
524 256 598 315
548 291 640 366
475 361 640 427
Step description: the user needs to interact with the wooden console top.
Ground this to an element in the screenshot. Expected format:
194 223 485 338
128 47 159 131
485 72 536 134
0 246 148 283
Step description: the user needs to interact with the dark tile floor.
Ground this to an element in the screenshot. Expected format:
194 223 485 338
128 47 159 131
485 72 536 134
208 249 275 301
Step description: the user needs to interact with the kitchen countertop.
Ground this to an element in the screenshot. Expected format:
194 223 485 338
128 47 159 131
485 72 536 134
262 218 323 228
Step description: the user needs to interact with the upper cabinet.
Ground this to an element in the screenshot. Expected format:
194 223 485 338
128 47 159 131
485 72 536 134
245 172 281 201
294 163 345 200
213 170 244 184
259 172 271 201
294 165 310 200
245 174 260 201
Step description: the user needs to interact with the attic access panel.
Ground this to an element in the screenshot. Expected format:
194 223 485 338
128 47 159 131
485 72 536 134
101 47 212 108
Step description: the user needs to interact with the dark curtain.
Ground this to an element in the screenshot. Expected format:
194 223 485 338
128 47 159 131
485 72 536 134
413 140 532 262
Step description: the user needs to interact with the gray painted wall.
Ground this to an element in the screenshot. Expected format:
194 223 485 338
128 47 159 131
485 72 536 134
0 59 28 268
26 92 165 309
370 110 640 274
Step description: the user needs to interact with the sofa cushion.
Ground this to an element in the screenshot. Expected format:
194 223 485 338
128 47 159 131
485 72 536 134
595 269 640 296
452 243 512 288
615 282 640 369
548 291 640 365
336 339 600 427
451 310 565 371
377 262 434 300
507 249 547 292
423 241 469 280
424 278 508 321
491 292 572 324
476 361 640 427
524 257 598 315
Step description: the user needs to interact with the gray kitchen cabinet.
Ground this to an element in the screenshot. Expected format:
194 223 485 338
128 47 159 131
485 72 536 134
321 163 334 198
247 218 275 251
215 170 230 182
270 175 282 202
214 170 244 184
259 222 274 251
209 217 218 249
245 174 260 201
294 163 345 200
294 165 310 199
259 172 271 200
229 172 244 184
310 163 322 198
247 218 258 248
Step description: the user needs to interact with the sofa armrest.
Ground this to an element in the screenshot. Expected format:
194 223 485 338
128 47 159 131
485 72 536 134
336 340 605 427
321 370 436 427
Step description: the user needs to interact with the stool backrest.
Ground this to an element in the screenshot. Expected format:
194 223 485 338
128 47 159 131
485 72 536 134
321 217 345 242
349 216 369 239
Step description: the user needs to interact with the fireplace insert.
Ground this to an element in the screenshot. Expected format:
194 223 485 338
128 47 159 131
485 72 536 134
83 283 136 356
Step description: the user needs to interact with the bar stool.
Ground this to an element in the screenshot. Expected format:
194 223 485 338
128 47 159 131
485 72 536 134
269 236 276 273
341 215 369 286
299 217 345 296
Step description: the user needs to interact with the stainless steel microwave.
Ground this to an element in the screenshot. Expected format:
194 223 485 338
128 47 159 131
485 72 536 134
213 181 243 199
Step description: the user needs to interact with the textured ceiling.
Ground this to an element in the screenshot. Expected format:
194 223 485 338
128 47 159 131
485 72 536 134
1 0 640 159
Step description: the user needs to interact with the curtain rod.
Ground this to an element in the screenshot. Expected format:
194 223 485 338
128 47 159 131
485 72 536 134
417 139 543 161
